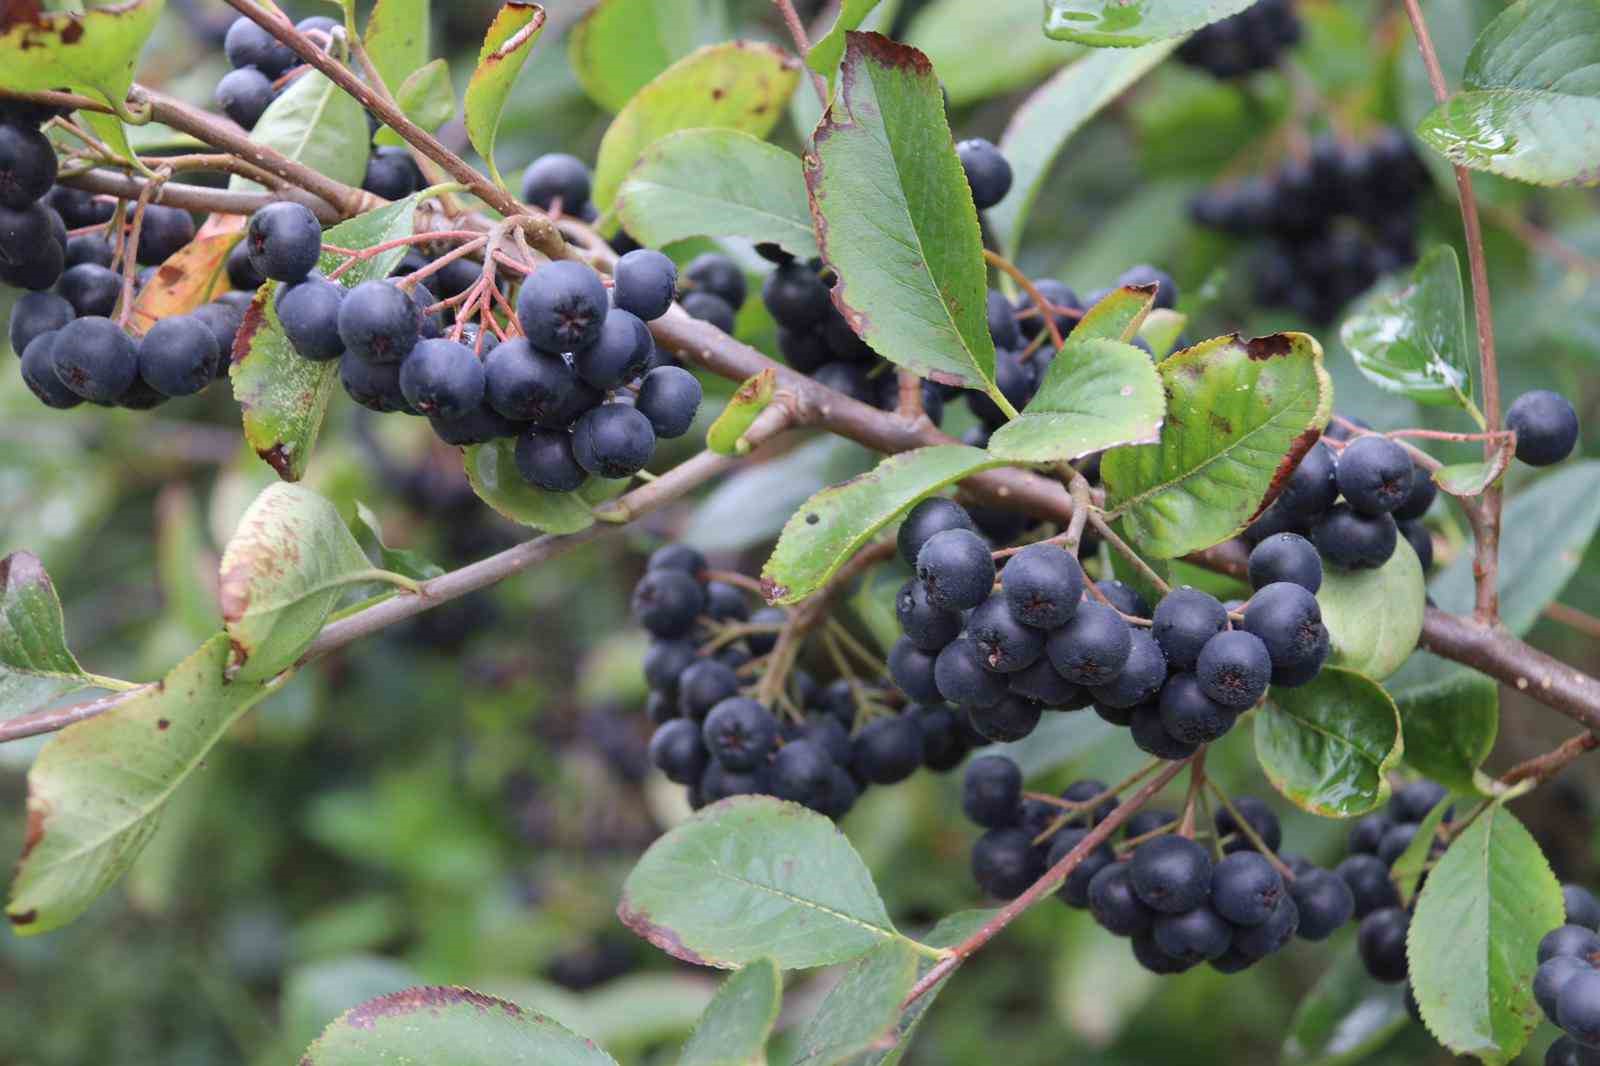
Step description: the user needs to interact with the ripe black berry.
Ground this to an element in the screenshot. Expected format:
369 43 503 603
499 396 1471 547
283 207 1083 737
572 403 656 478
247 202 322 284
1276 441 1339 519
631 568 704 638
1001 542 1084 629
1507 389 1580 467
1196 629 1272 710
915 704 969 771
57 263 121 318
613 248 677 321
1243 581 1330 686
1215 796 1283 855
1152 587 1228 670
633 365 701 439
851 715 924 784
1131 930 1192 975
338 280 419 364
1337 854 1400 918
972 827 1043 899
898 497 977 566
1541 925 1600 966
934 637 1010 709
967 694 1043 743
1130 700 1199 760
1090 630 1167 709
224 15 297 77
1009 657 1085 708
51 316 137 404
1537 956 1589 1021
482 338 575 425
1094 580 1150 618
967 594 1045 673
962 754 1022 828
649 718 708 785
9 290 74 355
511 430 583 493
1290 868 1355 940
1248 532 1323 592
277 276 345 361
135 205 196 266
574 307 652 389
1392 464 1437 521
1568 885 1600 931
0 121 56 209
519 260 609 353
1088 862 1156 936
1015 278 1080 341
1336 435 1414 516
520 153 592 212
684 253 747 310
1233 895 1299 959
1211 852 1284 926
702 697 778 771
1129 835 1213 914
19 331 81 409
889 637 942 704
1389 779 1448 822
214 66 275 129
916 528 995 611
956 138 1012 211
896 579 961 652
400 338 485 420
1159 672 1237 745
1047 602 1133 686
64 235 112 270
680 290 735 333
1313 503 1398 570
338 351 408 412
137 315 220 397
1153 906 1232 964
1049 828 1115 908
768 739 834 809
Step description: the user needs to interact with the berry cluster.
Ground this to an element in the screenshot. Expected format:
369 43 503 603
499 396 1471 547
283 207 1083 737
1175 0 1302 79
1536 885 1600 1065
888 497 1330 761
1334 780 1451 995
1190 130 1426 324
214 15 340 130
1246 432 1434 571
962 755 1354 973
254 196 700 482
634 545 980 819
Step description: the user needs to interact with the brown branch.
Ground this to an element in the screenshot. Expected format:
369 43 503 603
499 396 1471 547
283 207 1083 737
57 169 343 222
1500 732 1600 789
772 0 829 108
1546 603 1600 641
901 755 1195 1008
1401 0 1503 624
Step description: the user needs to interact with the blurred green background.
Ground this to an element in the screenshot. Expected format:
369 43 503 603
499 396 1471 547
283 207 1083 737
2 1 1597 1063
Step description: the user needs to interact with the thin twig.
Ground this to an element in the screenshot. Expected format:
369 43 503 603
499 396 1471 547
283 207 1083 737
1546 604 1600 641
1499 732 1600 789
984 249 1065 352
772 0 830 108
1087 511 1172 595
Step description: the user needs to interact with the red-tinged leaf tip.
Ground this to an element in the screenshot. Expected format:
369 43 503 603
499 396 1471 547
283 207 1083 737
616 897 714 967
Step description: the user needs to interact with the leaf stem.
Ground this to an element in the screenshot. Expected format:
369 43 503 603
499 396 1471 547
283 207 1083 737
983 249 1066 352
1087 511 1171 595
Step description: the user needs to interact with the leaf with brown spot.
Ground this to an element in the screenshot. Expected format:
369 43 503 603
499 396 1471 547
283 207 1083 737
218 483 374 682
300 985 618 1065
126 231 240 337
464 1 546 190
0 0 163 114
1101 332 1332 559
7 635 275 935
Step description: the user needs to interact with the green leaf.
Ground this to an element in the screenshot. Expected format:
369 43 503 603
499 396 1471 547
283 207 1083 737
761 445 1002 604
1102 332 1333 559
228 66 369 194
1409 803 1563 1063
706 369 777 456
1043 0 1258 46
616 130 818 260
810 0 880 79
1137 308 1188 360
987 41 1180 259
678 959 781 1066
904 0 1081 106
7 635 276 935
1415 0 1600 187
1318 535 1426 681
230 195 422 481
0 0 163 113
852 910 993 1066
354 503 445 582
461 438 605 534
1430 461 1600 634
219 483 375 682
0 552 93 721
1282 941 1409 1066
618 795 910 970
568 0 724 112
1391 797 1452 906
684 437 876 554
363 0 430 99
788 942 919 1066
300 986 618 1065
1073 285 1156 342
986 338 1165 463
1393 669 1499 796
374 59 455 147
592 41 801 212
1338 246 1475 408
1257 667 1404 818
1434 452 1512 498
464 1 547 189
806 33 997 395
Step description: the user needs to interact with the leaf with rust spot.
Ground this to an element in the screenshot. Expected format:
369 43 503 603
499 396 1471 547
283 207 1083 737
1101 331 1333 559
299 984 619 1065
592 40 801 213
706 368 776 456
0 551 98 722
218 483 373 682
126 231 239 337
619 794 909 969
7 635 275 935
806 32 997 396
464 1 546 189
0 0 164 114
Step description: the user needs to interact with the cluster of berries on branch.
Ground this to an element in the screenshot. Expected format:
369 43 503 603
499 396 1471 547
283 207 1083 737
889 497 1330 762
1191 130 1426 324
1175 0 1302 79
1536 884 1600 1065
215 15 340 130
963 755 1355 974
634 545 983 820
